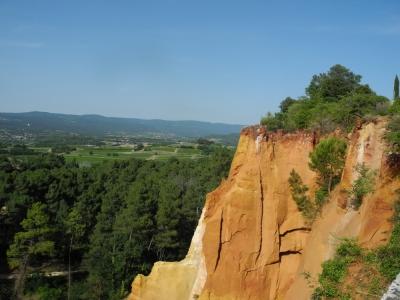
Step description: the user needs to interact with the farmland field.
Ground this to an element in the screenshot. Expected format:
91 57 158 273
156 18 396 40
63 144 204 165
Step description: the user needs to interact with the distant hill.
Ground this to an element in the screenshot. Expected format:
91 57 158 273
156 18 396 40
0 112 244 138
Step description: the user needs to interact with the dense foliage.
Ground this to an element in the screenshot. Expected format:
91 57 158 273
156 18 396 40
0 147 233 299
7 203 56 299
261 65 390 132
349 164 376 209
312 239 362 299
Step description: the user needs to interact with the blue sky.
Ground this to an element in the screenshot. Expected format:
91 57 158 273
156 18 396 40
1 0 400 124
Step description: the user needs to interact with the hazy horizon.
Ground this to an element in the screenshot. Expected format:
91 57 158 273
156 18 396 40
0 110 246 125
1 0 400 124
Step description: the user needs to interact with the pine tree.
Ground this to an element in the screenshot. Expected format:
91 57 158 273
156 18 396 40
155 180 182 260
309 137 347 193
394 75 399 100
7 203 55 299
65 207 86 300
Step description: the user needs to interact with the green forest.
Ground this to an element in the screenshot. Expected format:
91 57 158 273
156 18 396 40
0 147 234 299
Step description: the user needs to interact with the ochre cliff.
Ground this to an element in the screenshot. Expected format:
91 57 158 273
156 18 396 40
128 119 399 300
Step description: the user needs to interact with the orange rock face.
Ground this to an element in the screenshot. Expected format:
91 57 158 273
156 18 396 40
128 119 399 300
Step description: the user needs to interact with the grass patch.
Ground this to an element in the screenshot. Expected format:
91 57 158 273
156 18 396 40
177 147 201 154
312 239 362 299
151 146 176 152
313 198 400 299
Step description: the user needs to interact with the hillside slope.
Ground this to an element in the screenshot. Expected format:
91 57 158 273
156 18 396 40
128 119 399 300
0 111 243 138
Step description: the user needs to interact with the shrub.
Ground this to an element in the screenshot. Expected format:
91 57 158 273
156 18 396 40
315 187 329 209
377 200 400 281
36 286 64 300
260 112 285 131
312 239 362 299
336 238 362 258
24 275 66 300
313 199 400 298
349 164 376 209
288 169 315 220
386 115 400 153
389 99 400 114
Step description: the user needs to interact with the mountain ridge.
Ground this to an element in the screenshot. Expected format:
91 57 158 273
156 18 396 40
0 111 244 138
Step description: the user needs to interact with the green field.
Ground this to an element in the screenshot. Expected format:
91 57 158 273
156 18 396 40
63 145 204 165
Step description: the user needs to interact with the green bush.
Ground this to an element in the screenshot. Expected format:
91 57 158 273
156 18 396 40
349 164 376 209
260 112 285 131
36 286 64 300
312 239 362 299
336 238 363 258
386 114 400 153
317 259 349 298
389 99 400 114
377 200 400 281
315 187 329 209
288 169 316 220
313 199 400 298
284 99 315 131
24 275 66 300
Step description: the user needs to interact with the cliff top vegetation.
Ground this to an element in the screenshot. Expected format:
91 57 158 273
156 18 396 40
261 65 390 133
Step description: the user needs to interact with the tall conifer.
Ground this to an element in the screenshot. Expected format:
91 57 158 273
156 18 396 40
394 75 399 100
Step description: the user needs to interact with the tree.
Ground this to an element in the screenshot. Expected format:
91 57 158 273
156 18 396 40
260 112 285 131
309 137 347 193
279 97 297 113
65 207 86 300
84 189 130 300
288 169 315 220
306 64 363 101
155 180 182 260
394 75 399 100
7 203 55 299
337 93 390 127
108 177 158 299
284 99 315 130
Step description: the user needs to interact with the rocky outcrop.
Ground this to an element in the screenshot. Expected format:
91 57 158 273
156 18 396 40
128 119 399 300
381 273 400 300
